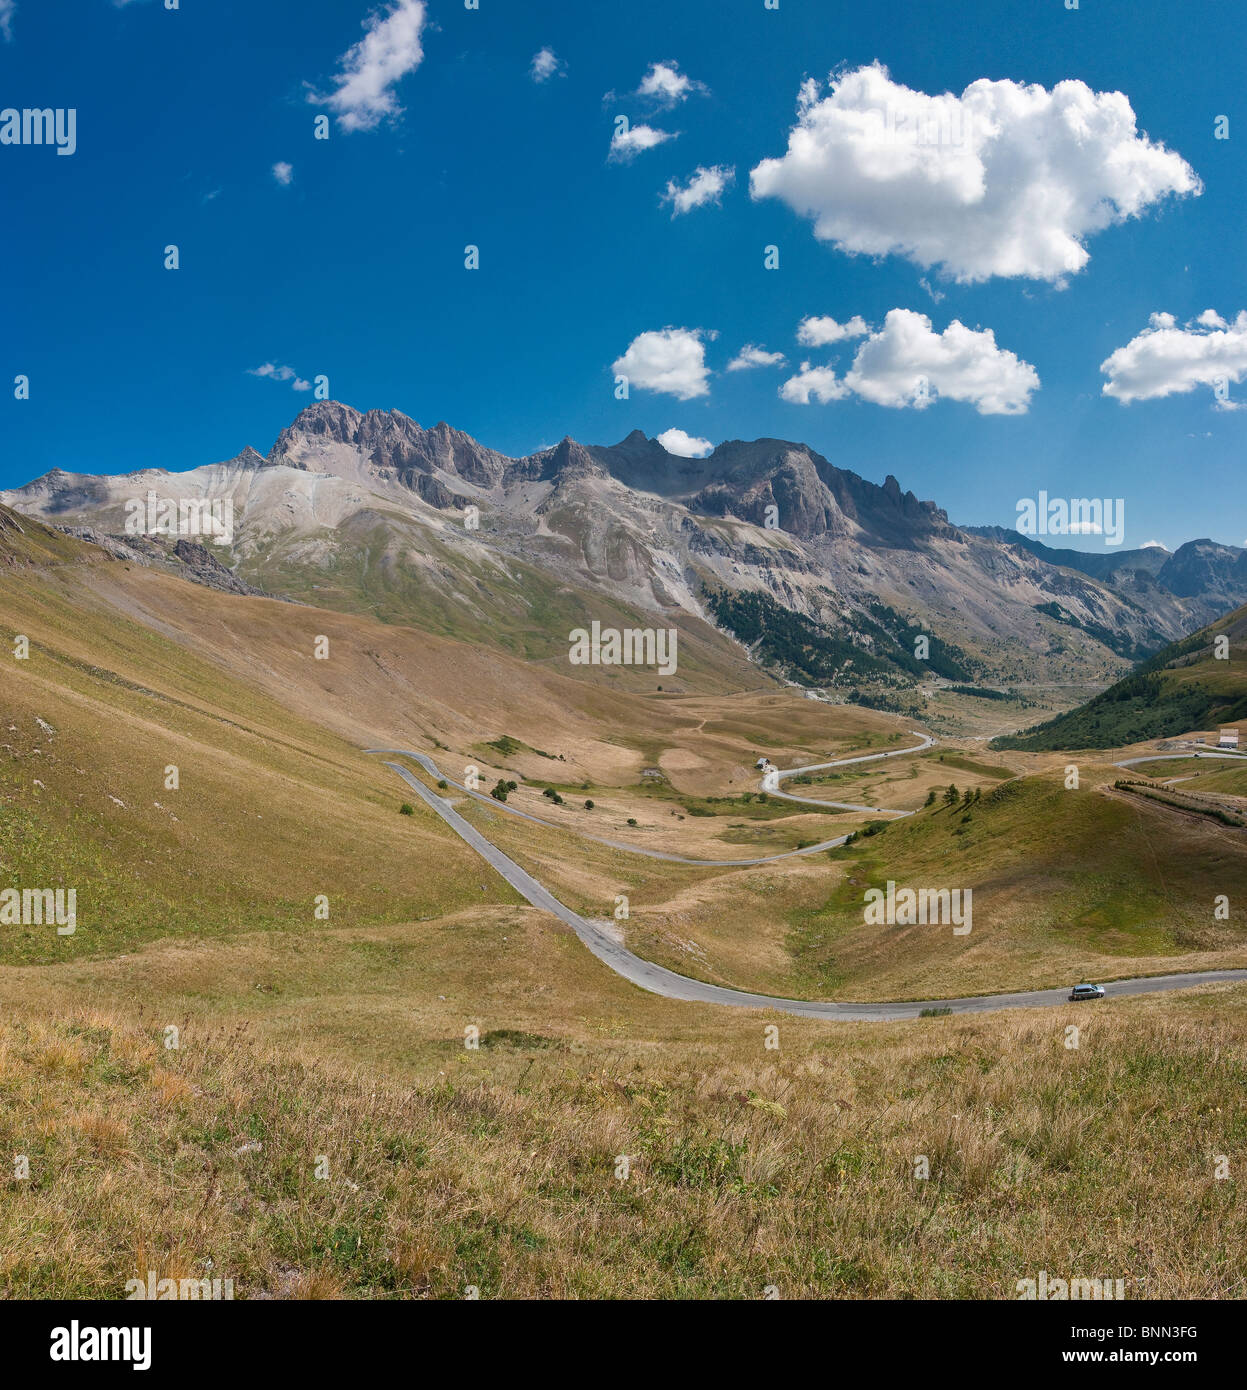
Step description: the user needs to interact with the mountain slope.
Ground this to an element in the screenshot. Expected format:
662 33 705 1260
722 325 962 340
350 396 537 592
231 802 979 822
993 602 1247 750
3 403 1229 705
968 525 1247 633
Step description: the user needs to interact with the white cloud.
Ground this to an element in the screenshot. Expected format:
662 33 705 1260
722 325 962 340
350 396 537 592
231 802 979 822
272 162 294 186
845 310 1039 414
530 47 565 83
749 63 1200 284
780 364 847 406
0 1 15 42
314 0 426 133
636 60 706 108
657 428 713 458
727 344 787 372
1101 310 1247 404
1141 540 1170 550
779 309 1039 414
796 314 870 347
661 164 734 216
609 123 676 162
248 363 310 392
613 328 711 400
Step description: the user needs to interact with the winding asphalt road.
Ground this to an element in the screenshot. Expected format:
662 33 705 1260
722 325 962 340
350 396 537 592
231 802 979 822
1114 751 1247 771
763 730 936 813
367 740 1247 1021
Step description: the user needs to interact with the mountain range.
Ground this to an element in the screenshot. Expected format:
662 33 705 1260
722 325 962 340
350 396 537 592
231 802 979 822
6 401 1246 704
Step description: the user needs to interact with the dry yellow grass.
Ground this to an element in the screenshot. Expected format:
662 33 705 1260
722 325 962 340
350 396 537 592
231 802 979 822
0 987 1243 1299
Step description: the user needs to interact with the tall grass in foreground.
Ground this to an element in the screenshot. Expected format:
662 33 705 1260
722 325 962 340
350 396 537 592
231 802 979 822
0 998 1243 1299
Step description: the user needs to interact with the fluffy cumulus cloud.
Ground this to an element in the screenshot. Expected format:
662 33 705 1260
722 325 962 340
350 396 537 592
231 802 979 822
636 60 707 107
657 428 714 458
727 344 786 372
661 164 734 216
779 309 1039 415
749 63 1200 284
1100 310 1247 406
248 363 312 392
612 328 711 400
530 47 565 83
846 310 1039 413
796 314 870 347
314 0 426 133
609 123 676 162
779 364 847 406
271 162 294 186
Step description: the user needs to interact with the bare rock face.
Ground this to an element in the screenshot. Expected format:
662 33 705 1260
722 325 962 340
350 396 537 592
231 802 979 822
170 538 258 595
267 403 511 490
51 525 262 597
267 401 365 462
411 473 454 509
60 526 157 564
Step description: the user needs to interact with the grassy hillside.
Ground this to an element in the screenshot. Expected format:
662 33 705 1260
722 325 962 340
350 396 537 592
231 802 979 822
238 510 764 692
604 767 1247 1002
2 986 1244 1298
0 504 97 569
994 603 1247 751
0 542 496 963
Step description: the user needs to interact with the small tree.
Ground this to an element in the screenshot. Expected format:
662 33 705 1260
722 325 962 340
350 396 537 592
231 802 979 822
943 783 959 806
962 787 974 805
399 802 414 816
924 788 937 807
584 799 595 810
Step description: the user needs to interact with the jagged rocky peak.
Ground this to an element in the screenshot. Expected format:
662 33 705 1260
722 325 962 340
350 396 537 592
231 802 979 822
536 436 608 484
578 431 950 545
415 421 513 488
265 401 366 470
265 401 512 488
586 430 708 496
221 445 266 470
275 400 364 446
879 473 941 519
681 441 843 541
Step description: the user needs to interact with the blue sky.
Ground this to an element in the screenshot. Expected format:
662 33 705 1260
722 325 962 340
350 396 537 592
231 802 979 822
3 0 1245 550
